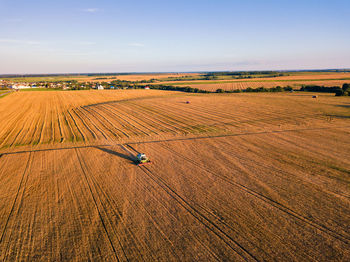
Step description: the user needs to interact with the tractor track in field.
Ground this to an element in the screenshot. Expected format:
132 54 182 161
128 102 198 131
108 104 159 136
38 103 49 144
74 148 123 262
124 102 188 134
83 107 119 139
0 152 32 259
158 143 350 245
218 136 350 202
115 103 176 134
93 106 131 138
95 105 137 137
72 108 97 139
1 125 350 156
56 104 64 143
101 104 151 137
138 102 210 129
103 143 222 260
79 107 109 140
62 112 76 142
121 144 259 262
128 165 230 261
82 95 177 108
67 109 86 142
77 152 148 261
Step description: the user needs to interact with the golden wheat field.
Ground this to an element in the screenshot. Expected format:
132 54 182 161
0 90 349 261
115 73 199 81
182 80 350 92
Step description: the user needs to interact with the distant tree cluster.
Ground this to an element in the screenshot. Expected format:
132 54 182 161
336 83 350 96
148 84 210 93
205 71 287 79
300 84 350 96
216 86 293 94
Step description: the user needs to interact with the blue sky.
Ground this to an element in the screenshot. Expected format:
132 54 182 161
0 0 349 73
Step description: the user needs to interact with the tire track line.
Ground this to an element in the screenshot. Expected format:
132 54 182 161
73 107 97 139
0 152 32 260
126 158 218 261
128 102 197 132
159 143 350 245
74 148 123 262
83 107 120 139
67 109 86 142
102 104 151 136
93 106 129 138
0 152 32 244
55 103 64 143
79 154 146 261
79 107 109 140
1 125 349 156
122 144 258 262
115 103 176 134
38 101 49 144
94 105 133 138
62 112 76 142
124 102 186 134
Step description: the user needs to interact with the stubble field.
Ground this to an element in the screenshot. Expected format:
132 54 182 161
181 80 350 92
0 90 349 261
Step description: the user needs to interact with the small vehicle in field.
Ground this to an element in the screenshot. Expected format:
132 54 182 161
136 153 151 166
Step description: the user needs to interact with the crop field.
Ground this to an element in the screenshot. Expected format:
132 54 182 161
0 73 200 83
181 80 350 92
115 73 200 81
0 90 349 261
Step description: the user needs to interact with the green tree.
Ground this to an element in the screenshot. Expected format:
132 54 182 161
342 83 350 92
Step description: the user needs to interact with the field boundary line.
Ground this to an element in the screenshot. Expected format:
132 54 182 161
1 125 350 156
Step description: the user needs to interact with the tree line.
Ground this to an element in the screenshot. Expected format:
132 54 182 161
300 84 350 96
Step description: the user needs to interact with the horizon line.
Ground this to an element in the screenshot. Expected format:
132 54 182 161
1 68 350 77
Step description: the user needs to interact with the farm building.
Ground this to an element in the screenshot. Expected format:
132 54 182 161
95 84 104 90
11 84 31 90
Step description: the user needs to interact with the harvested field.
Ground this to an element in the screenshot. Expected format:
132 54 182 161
257 72 350 81
178 80 350 92
115 73 199 81
0 90 179 148
1 90 349 150
0 90 349 261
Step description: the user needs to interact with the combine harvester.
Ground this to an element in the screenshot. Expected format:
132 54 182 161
136 153 151 166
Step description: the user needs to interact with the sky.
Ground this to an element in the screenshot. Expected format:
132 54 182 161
0 0 349 74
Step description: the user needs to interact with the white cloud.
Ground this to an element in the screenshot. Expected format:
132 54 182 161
0 39 41 45
83 8 99 13
129 43 145 47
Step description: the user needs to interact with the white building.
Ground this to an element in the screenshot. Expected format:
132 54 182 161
11 84 31 90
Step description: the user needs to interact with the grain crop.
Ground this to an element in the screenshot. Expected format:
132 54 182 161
0 90 349 261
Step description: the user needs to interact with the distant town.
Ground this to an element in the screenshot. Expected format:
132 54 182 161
0 79 150 91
